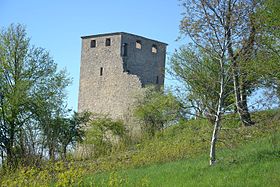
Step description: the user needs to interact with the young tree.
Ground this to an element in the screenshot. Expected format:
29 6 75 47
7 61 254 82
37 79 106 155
179 0 262 126
176 0 255 165
82 115 126 158
0 24 71 166
171 47 231 166
177 0 280 165
58 112 90 160
170 46 235 124
134 86 183 136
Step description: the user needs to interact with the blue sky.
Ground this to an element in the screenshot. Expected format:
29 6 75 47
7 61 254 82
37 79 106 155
0 0 185 110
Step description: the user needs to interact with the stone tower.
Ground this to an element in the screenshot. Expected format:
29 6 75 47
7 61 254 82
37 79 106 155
78 32 167 120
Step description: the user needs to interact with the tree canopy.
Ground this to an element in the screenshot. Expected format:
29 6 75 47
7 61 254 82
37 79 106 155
0 24 86 167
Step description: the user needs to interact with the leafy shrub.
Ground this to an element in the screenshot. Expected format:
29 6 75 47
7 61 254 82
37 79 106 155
80 116 127 158
0 161 84 187
134 86 183 136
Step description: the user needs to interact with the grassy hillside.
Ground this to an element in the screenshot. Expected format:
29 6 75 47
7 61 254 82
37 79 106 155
79 110 280 186
83 134 280 186
79 110 280 172
1 110 279 186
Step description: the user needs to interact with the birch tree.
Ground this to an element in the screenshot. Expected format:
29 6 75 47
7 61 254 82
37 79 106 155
176 0 280 165
170 47 235 123
179 0 263 127
174 0 260 165
172 47 233 165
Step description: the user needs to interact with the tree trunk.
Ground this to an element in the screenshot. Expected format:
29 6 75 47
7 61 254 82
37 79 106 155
240 81 254 126
62 145 67 160
237 14 256 126
232 64 254 126
19 129 26 158
225 0 254 126
49 143 55 161
1 150 3 165
6 122 16 167
209 88 224 165
209 112 222 165
6 146 14 168
210 57 225 166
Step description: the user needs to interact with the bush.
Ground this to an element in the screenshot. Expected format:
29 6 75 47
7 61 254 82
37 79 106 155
134 86 183 136
80 116 127 158
0 161 84 187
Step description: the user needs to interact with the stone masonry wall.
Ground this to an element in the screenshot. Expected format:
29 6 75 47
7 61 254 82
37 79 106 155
78 33 167 135
121 33 166 86
79 34 142 119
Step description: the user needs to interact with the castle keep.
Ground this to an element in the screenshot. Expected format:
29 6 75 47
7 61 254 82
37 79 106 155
78 32 167 120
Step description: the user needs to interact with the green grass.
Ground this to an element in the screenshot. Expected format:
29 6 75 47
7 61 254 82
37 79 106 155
1 110 280 186
84 109 280 174
83 133 280 186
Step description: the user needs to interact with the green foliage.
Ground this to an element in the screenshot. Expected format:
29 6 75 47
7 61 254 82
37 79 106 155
0 23 71 167
134 86 182 136
57 112 91 159
250 0 280 101
0 24 90 166
170 46 235 122
0 161 84 187
258 0 280 38
78 109 280 174
81 116 127 158
0 110 279 186
53 161 84 187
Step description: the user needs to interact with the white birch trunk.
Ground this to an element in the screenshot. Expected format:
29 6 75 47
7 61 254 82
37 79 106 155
209 57 225 166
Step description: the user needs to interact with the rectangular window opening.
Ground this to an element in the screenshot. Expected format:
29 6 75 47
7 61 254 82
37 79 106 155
105 38 111 46
136 40 142 49
152 44 157 53
122 43 128 56
90 40 96 48
100 67 103 76
156 76 159 84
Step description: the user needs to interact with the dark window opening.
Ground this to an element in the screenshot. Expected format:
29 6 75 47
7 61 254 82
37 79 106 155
152 44 157 53
90 40 96 48
105 38 111 46
100 67 103 76
156 76 159 84
122 43 128 56
136 40 142 49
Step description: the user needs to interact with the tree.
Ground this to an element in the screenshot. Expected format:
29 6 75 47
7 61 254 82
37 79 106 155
0 24 71 166
177 0 280 165
177 0 254 165
81 115 126 158
171 45 230 166
170 46 235 124
57 112 90 160
254 0 280 103
179 0 262 126
134 86 183 136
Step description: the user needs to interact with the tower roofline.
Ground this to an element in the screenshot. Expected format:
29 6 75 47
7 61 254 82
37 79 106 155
81 32 168 46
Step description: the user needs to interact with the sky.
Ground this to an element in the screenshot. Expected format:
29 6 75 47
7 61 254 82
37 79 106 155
0 0 185 111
